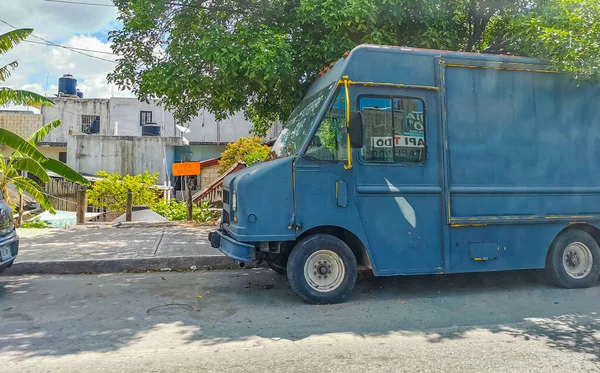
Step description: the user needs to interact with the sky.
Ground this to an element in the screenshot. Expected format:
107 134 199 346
1 0 134 107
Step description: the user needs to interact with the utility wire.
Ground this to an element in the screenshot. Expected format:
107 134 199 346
41 0 185 7
0 18 116 64
41 0 114 7
23 40 117 56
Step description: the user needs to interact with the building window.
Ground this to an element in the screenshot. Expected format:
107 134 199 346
359 96 426 164
140 111 153 126
58 152 67 163
81 115 100 134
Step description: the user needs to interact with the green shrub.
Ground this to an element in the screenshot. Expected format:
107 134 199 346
21 218 50 228
151 200 216 222
87 170 161 212
218 137 270 174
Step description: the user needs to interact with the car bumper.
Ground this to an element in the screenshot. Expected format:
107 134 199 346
208 229 255 262
0 229 19 271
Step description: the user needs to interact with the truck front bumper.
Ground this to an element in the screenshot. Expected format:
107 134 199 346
209 229 255 262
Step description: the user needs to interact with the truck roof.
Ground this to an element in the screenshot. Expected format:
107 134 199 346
306 44 546 97
354 44 543 65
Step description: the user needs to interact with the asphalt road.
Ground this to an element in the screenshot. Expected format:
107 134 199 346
1 269 599 372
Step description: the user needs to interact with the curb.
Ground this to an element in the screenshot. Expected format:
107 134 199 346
3 255 261 275
112 222 219 229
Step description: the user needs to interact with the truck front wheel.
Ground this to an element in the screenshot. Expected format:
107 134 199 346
287 234 357 304
266 258 287 275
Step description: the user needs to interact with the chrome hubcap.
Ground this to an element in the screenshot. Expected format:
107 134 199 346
304 250 345 292
563 242 593 279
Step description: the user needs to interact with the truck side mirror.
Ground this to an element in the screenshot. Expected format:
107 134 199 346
349 111 364 149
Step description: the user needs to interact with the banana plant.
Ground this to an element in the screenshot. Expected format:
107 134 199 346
0 124 90 214
0 27 87 213
1 29 54 107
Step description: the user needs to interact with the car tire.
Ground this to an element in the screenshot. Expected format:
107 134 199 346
547 229 600 288
287 234 357 304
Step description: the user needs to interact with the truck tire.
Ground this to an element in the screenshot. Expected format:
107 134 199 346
547 229 600 289
266 259 287 275
287 234 357 304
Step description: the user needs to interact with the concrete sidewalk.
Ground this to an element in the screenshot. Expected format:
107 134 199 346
3 224 246 275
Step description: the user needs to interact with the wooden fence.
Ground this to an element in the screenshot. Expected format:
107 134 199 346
43 178 101 213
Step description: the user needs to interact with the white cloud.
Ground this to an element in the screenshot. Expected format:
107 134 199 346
1 0 134 105
1 0 118 41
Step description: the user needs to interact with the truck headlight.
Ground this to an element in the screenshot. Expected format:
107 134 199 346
232 191 237 212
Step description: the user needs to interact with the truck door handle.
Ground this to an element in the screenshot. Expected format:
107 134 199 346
336 180 348 208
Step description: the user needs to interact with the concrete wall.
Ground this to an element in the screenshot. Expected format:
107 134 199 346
109 98 177 137
174 144 226 163
41 98 110 143
1 145 66 160
189 110 251 143
40 97 261 144
67 135 183 184
38 146 67 161
0 111 43 139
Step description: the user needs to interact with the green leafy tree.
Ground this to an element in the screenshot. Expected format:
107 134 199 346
109 0 600 136
503 0 600 82
218 137 270 174
86 171 161 212
0 122 90 213
1 29 54 107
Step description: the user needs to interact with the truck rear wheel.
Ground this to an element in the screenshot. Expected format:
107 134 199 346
547 229 600 288
287 234 357 304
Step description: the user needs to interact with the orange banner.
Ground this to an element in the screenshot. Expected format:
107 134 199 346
172 162 201 176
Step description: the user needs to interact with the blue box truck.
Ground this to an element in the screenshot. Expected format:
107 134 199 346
209 44 600 304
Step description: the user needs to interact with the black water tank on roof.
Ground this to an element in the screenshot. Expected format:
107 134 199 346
58 74 77 96
142 123 161 136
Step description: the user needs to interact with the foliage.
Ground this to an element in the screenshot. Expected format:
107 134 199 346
0 30 88 214
151 199 216 222
1 29 54 107
318 119 338 154
0 125 90 214
218 137 270 174
108 0 599 136
86 171 161 212
504 0 600 82
21 217 50 229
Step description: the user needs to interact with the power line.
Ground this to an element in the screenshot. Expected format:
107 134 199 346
41 0 115 7
23 40 117 56
0 18 116 64
41 0 185 7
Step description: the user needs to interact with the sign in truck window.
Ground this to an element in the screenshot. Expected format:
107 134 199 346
359 96 426 164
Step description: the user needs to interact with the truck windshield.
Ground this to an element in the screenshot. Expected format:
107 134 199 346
272 83 335 157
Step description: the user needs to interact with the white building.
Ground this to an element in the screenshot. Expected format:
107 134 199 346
37 96 279 188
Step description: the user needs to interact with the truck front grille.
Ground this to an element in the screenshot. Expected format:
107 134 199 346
222 189 230 205
222 209 230 225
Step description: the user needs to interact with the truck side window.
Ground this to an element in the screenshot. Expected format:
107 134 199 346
306 86 348 161
359 96 426 164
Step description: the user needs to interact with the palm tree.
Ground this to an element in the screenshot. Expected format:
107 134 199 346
0 28 88 213
0 123 90 213
1 29 54 107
